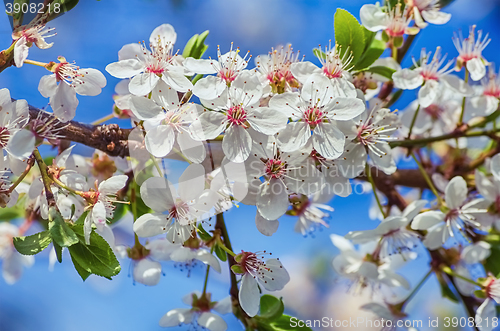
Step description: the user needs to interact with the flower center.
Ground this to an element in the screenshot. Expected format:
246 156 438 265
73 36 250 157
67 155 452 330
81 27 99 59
219 68 237 85
424 104 444 119
304 106 325 127
322 55 344 79
445 208 460 223
0 127 10 148
227 105 247 126
265 159 286 179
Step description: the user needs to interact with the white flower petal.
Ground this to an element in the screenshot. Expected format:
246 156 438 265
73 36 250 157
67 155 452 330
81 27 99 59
255 212 279 236
145 125 175 158
256 179 289 220
445 176 467 209
133 213 168 238
222 125 252 163
239 273 260 317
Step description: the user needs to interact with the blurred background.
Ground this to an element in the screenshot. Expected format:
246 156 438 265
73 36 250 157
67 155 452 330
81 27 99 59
2 0 500 330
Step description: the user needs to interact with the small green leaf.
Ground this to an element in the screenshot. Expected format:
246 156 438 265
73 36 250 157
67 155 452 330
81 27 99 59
474 289 487 299
353 39 386 71
70 253 91 281
49 207 78 247
192 30 209 59
214 244 227 262
183 31 210 60
231 264 245 274
362 27 376 52
68 224 121 280
108 202 127 225
197 223 212 241
269 314 314 330
334 8 366 66
485 245 500 277
259 295 285 321
13 231 52 255
46 0 80 22
312 48 327 60
436 273 459 303
182 34 199 59
12 0 29 25
0 208 24 221
53 241 63 263
362 65 396 80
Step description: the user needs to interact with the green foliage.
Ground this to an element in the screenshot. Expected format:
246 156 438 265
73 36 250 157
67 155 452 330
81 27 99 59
312 48 327 60
268 315 314 330
67 223 121 280
46 0 80 22
12 0 29 23
197 223 212 241
253 295 311 330
362 66 396 79
436 272 459 303
214 244 227 262
48 207 78 247
334 9 366 67
53 241 63 263
259 295 285 321
354 39 386 71
13 230 52 255
182 30 210 59
485 245 500 277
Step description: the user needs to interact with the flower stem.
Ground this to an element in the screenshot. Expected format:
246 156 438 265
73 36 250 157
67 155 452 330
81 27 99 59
202 265 210 296
366 164 386 218
459 68 470 125
407 104 421 139
91 113 115 125
390 126 500 148
51 175 83 196
411 152 443 205
442 266 482 287
401 269 432 309
23 59 49 67
33 148 56 208
8 156 34 193
217 238 236 257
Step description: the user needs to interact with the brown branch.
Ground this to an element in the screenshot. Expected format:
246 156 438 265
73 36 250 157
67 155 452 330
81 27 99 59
27 104 133 157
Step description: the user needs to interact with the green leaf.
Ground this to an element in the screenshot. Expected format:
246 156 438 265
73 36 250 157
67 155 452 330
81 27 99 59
214 244 227 262
13 231 52 255
68 224 121 279
269 314 313 330
231 264 245 274
436 273 459 303
259 295 285 322
108 202 127 225
197 223 212 241
70 252 91 281
183 31 210 60
362 65 396 80
46 0 80 22
485 245 500 277
0 208 24 221
182 34 198 59
334 8 366 66
353 39 386 71
362 27 376 52
312 48 327 60
74 210 88 225
48 207 78 247
53 241 63 263
12 0 29 25
192 30 209 59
